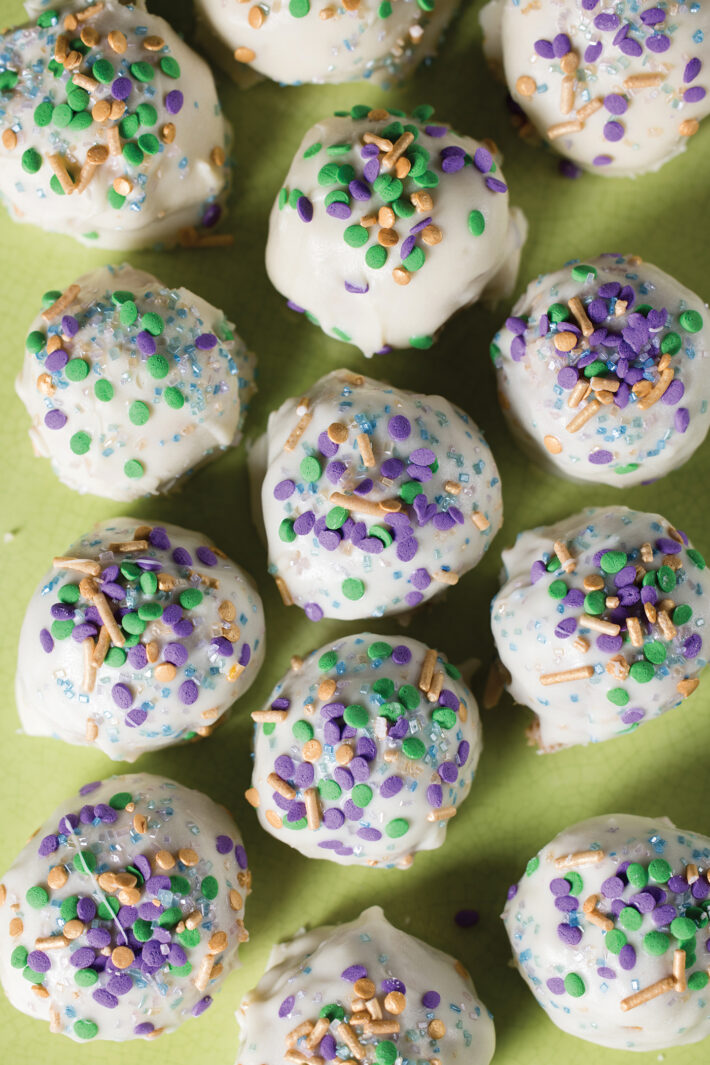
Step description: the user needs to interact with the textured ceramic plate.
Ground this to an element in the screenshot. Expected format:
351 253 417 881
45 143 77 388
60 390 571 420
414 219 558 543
1 2 709 1064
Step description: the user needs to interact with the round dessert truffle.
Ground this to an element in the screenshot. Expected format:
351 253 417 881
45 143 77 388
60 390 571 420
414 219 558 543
16 518 265 761
195 0 458 87
480 0 710 177
248 632 482 868
0 0 230 248
237 906 495 1064
0 772 251 1042
266 105 527 356
491 505 709 751
253 368 503 620
15 264 255 501
491 254 710 487
503 813 710 1051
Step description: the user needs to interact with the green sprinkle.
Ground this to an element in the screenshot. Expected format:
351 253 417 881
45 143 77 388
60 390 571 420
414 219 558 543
351 784 373 807
109 791 132 810
73 850 97 873
70 111 92 132
526 856 540 877
289 0 310 14
648 858 673 883
657 565 676 593
75 968 98 987
600 550 627 573
58 583 79 604
402 737 426 759
689 971 709 990
365 245 387 269
571 264 597 283
680 310 703 333
393 197 415 218
139 133 160 156
122 612 146 635
614 463 640 475
279 519 296 542
158 906 182 927
432 706 457 729
688 548 706 569
410 335 434 349
164 386 184 409
326 506 348 530
467 209 485 235
403 246 425 272
320 1004 345 1021
385 818 409 838
584 590 606 615
300 455 322 481
60 897 78 921
70 431 91 455
324 190 349 206
92 58 114 84
342 578 365 600
177 928 200 948
400 480 424 504
138 602 162 621
605 928 627 953
292 719 314 741
129 400 150 425
142 312 164 336
11 946 28 969
373 678 394 699
139 571 158 595
547 303 569 323
74 1020 98 1040
619 906 643 931
661 331 681 355
22 148 42 174
137 102 158 127
671 916 696 940
170 875 191 896
643 641 666 664
147 354 169 378
673 604 692 626
278 188 288 209
370 525 393 548
34 101 53 127
318 650 338 671
180 588 203 609
629 660 654 684
304 142 322 158
26 330 46 353
373 174 403 202
318 163 340 185
379 0 393 15
319 779 341 800
398 684 420 710
344 224 369 248
548 579 567 599
565 871 583 895
26 884 49 908
123 142 144 167
120 114 139 139
120 561 141 581
583 360 606 378
123 459 144 480
51 619 74 640
607 687 629 706
375 1041 397 1065
108 187 126 209
130 61 154 83
67 87 89 111
105 647 126 667
368 641 393 660
564 972 585 997
119 300 138 326
344 704 369 728
160 57 181 79
644 930 670 955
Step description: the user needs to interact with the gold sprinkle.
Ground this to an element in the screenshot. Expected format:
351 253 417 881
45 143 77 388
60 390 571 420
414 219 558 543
2 128 17 150
155 850 175 870
378 227 398 247
560 51 579 74
268 772 296 800
427 805 457 822
566 398 601 433
336 744 354 765
422 223 442 245
356 432 375 468
154 662 177 683
107 125 122 156
567 379 590 408
178 848 199 867
554 849 605 869
568 296 594 337
678 677 700 698
327 421 348 444
251 708 288 722
394 156 411 179
673 949 687 992
393 267 411 285
108 30 127 54
9 917 23 937
63 919 85 940
113 175 133 197
432 569 459 585
428 1020 446 1039
133 813 147 834
680 118 700 137
307 1019 330 1049
305 787 320 830
72 71 98 91
366 1020 400 1035
381 131 414 172
194 953 214 993
624 72 665 90
265 809 283 830
621 976 676 1012
211 145 226 167
55 34 70 61
576 97 603 122
368 108 389 120
606 654 630 681
328 491 399 518
560 74 576 115
235 46 256 63
36 372 55 396
384 991 406 1014
229 889 243 911
377 205 395 228
410 190 433 212
274 576 293 606
111 946 134 969
143 35 165 50
209 931 228 954
540 666 595 685
554 540 576 573
554 331 578 352
302 739 322 762
418 648 437 693
444 480 460 495
34 934 68 951
363 132 393 152
244 787 260 808
85 717 98 743
578 613 620 636
547 119 583 140
47 866 68 890
637 368 674 409
337 1023 365 1060
573 636 590 653
63 50 83 70
544 434 562 454
516 75 536 96
284 408 312 452
318 678 337 700
161 122 176 144
42 284 80 321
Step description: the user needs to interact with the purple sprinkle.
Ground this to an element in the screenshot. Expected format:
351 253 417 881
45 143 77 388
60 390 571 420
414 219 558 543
585 41 603 62
619 943 637 970
550 878 571 896
178 679 198 705
391 644 411 665
685 86 706 103
619 37 643 57
196 545 217 566
363 157 380 183
553 33 571 56
473 147 493 173
675 408 690 433
593 154 613 167
555 617 578 639
349 179 370 201
589 449 614 464
136 331 156 355
388 414 411 440
172 547 193 567
341 965 368 982
344 280 368 294
297 196 314 223
400 234 416 260
594 12 619 30
126 707 148 728
38 834 58 857
77 897 96 921
422 990 441 1008
304 602 324 621
112 683 132 709
485 176 508 194
558 924 583 945
598 967 616 979
71 947 96 969
274 479 295 500
684 634 702 658
441 153 464 173
604 121 625 142
641 6 666 23
605 93 628 115
684 58 702 83
163 642 188 667
547 977 565 995
165 89 183 114
647 33 670 53
111 76 131 100
44 409 67 430
424 124 447 137
534 39 555 59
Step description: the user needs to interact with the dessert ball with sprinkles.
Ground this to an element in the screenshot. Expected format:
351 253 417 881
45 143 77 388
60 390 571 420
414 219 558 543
480 0 710 177
491 254 710 487
266 105 527 356
16 264 256 501
195 0 459 87
16 517 265 761
237 906 495 1065
503 813 710 1050
252 368 503 620
248 633 482 868
0 773 251 1042
491 505 709 751
0 0 231 248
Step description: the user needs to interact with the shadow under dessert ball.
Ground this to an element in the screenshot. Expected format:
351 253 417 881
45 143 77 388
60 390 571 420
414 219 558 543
237 906 495 1065
0 773 251 1042
0 0 230 248
16 518 265 761
491 254 709 486
266 105 526 356
248 632 482 868
252 368 503 620
504 813 710 1050
16 264 255 501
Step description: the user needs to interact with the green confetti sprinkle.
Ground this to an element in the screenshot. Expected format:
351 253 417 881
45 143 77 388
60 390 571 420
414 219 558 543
648 858 672 883
22 148 42 174
385 818 409 838
123 459 144 480
571 264 597 282
70 431 91 455
74 1020 98 1040
564 972 586 997
679 310 703 333
147 354 169 378
180 588 203 609
526 856 540 876
342 578 365 600
344 224 369 248
293 719 314 741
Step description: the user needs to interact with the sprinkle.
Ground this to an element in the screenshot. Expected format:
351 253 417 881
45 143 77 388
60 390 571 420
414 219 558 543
621 976 675 1012
554 850 605 869
356 433 375 468
566 398 601 433
547 120 583 140
540 666 594 685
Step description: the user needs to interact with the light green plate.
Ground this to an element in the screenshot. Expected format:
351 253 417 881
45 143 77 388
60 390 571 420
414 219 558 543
1 2 709 1063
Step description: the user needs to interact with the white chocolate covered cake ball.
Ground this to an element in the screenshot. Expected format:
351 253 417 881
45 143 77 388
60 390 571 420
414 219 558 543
503 813 710 1051
253 368 503 621
248 632 482 868
491 254 710 487
15 264 255 501
0 0 231 248
16 518 265 761
480 0 710 177
0 773 251 1043
266 106 526 356
195 0 459 87
237 906 495 1065
491 506 709 751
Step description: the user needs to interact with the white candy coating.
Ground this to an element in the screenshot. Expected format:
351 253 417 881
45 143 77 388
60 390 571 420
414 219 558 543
0 0 230 248
491 505 709 750
16 517 265 761
15 264 255 501
503 813 710 1050
195 0 458 87
250 632 482 867
480 0 710 177
254 368 503 621
492 253 710 487
266 109 526 356
0 773 251 1042
237 906 495 1065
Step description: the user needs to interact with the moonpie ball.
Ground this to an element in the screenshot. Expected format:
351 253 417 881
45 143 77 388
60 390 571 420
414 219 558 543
491 505 709 750
16 518 265 761
253 368 503 620
0 0 231 248
248 632 482 867
0 773 251 1042
237 906 495 1065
